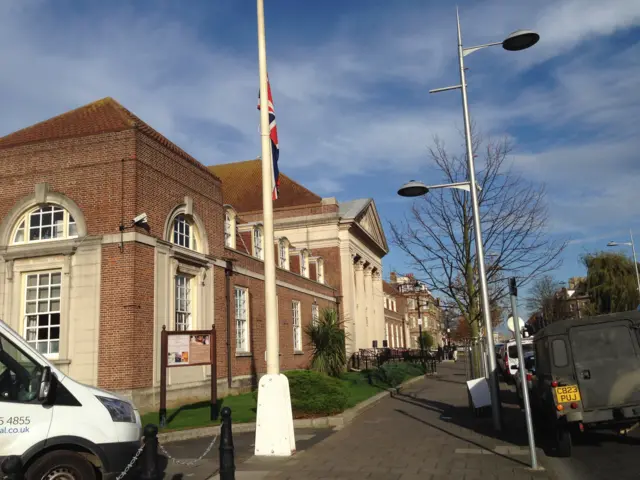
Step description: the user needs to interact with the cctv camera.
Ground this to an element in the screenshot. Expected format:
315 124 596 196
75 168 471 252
133 213 148 225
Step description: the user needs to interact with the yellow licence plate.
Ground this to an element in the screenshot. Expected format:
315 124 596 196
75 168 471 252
555 385 581 403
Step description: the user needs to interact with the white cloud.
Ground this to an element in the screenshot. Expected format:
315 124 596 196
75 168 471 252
0 0 638 248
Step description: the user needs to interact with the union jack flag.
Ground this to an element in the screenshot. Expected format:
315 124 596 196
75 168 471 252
258 78 280 200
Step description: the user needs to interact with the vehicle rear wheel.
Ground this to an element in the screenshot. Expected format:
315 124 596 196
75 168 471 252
26 450 97 480
554 424 572 458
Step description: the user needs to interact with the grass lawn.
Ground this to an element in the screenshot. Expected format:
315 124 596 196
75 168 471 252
142 366 423 431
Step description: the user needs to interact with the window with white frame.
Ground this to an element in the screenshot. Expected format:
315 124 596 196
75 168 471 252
312 303 319 326
300 251 309 278
235 287 249 352
317 259 324 283
175 275 192 331
279 239 289 269
384 297 388 309
173 214 198 251
13 205 77 245
224 212 232 248
24 271 62 356
385 323 389 344
253 226 263 260
292 300 302 351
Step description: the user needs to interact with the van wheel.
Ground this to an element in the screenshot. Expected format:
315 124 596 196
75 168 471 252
26 451 97 480
554 425 572 458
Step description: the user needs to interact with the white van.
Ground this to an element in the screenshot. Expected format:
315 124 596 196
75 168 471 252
500 336 534 383
0 319 142 479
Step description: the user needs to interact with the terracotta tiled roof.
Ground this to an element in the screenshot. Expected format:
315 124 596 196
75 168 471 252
0 97 219 180
209 159 322 212
383 281 400 296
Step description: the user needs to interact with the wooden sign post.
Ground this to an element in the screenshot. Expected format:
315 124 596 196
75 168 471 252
159 325 217 427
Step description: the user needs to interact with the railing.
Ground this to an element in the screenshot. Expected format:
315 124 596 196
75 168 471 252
349 347 437 374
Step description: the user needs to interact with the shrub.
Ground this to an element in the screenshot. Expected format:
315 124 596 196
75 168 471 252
285 370 349 415
419 331 435 350
372 362 426 387
304 308 347 377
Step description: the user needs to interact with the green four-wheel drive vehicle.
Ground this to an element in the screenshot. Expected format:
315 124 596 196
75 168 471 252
528 311 640 457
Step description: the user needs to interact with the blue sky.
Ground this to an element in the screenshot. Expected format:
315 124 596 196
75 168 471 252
1 0 639 307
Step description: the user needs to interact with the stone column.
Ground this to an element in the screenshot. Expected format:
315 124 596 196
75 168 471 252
372 270 384 348
364 265 374 348
354 259 366 350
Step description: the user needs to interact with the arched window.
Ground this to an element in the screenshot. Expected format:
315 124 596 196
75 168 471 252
224 206 237 248
300 249 309 278
12 204 78 245
278 238 289 270
317 258 325 284
172 214 200 251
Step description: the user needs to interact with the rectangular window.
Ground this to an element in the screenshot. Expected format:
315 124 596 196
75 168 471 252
552 339 569 367
173 215 191 248
279 241 288 269
224 213 232 247
301 253 307 277
292 300 302 351
312 304 319 326
24 271 62 357
253 227 263 259
175 275 191 331
384 297 388 309
317 261 324 283
235 287 249 352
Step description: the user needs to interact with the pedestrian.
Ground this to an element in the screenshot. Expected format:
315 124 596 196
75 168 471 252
452 345 458 362
437 345 443 363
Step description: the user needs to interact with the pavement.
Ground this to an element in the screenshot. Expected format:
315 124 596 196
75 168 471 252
158 360 560 479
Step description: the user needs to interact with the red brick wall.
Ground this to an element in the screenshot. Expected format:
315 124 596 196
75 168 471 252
240 202 339 223
0 132 136 236
289 254 300 274
214 248 337 380
238 231 252 254
306 246 342 294
98 243 155 389
133 133 224 257
309 262 317 282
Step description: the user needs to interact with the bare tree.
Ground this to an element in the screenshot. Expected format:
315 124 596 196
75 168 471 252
390 131 567 341
525 275 559 324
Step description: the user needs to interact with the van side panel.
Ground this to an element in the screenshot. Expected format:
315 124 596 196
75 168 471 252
570 321 640 410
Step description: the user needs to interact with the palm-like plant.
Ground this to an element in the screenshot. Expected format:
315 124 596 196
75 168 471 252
304 307 347 377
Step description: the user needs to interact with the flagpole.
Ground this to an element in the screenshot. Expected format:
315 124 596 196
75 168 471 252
254 0 295 457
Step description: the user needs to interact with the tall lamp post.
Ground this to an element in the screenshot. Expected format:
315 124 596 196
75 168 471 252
398 8 539 431
607 229 640 296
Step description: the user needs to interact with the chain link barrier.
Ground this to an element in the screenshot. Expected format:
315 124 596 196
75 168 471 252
113 435 218 479
158 435 218 466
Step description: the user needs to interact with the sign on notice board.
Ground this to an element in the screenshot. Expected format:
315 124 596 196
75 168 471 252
167 333 212 366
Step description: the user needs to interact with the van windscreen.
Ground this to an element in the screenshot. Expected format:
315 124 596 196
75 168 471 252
508 343 533 358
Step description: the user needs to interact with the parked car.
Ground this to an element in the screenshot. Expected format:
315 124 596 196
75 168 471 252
514 351 535 409
528 311 640 458
500 337 534 383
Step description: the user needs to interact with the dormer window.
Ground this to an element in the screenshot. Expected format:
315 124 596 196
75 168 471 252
224 206 237 248
300 250 309 278
317 258 325 284
253 225 264 260
279 238 289 270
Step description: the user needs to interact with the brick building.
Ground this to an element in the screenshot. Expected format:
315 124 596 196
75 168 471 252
212 160 389 356
382 281 408 348
0 98 341 410
390 272 443 348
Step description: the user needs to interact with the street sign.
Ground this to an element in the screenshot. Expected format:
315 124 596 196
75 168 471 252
507 315 524 333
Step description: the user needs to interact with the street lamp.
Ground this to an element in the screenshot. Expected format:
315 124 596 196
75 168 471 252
400 8 539 432
607 229 640 295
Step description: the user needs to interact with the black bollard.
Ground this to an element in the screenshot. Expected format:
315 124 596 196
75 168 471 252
1 456 24 480
140 424 159 480
219 407 236 480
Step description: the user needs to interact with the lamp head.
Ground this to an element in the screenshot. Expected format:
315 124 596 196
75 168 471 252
502 30 540 51
398 180 429 197
607 241 618 247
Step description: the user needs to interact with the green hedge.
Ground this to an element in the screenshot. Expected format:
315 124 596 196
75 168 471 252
369 361 426 387
285 370 349 415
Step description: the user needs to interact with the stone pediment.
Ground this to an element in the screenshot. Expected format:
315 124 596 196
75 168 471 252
356 202 388 253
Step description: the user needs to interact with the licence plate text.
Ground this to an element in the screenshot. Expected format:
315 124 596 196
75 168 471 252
555 385 581 403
